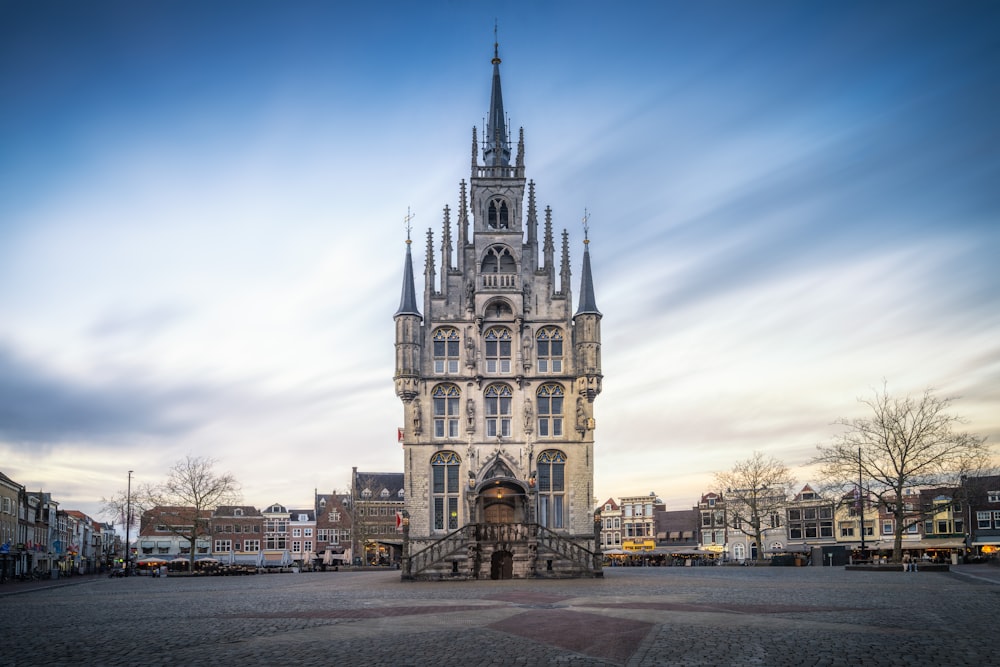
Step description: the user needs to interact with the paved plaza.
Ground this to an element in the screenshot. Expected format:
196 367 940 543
3 564 999 666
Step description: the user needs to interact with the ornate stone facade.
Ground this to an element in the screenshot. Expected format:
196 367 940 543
394 42 603 580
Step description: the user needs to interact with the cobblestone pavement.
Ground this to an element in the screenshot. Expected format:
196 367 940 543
4 564 998 666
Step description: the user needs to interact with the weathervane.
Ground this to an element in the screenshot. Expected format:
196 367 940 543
404 207 415 243
582 208 590 244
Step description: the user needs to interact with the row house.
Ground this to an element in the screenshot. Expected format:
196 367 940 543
619 493 662 553
25 491 59 575
62 510 97 574
138 506 212 560
212 505 265 565
653 507 699 550
287 507 316 566
351 469 405 566
697 492 728 555
783 485 837 554
315 491 353 566
595 498 622 551
968 475 1000 557
0 471 20 580
0 475 95 579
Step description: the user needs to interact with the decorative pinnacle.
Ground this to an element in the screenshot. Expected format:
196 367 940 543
582 208 590 245
404 207 415 244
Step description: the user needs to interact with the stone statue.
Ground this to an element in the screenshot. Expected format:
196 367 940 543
523 398 534 432
465 327 476 367
466 398 476 430
576 398 587 433
412 399 422 435
465 279 475 311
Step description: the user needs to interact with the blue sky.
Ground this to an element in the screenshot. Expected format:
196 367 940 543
2 1 998 520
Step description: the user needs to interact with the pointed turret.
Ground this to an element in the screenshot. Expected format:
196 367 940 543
395 235 421 318
573 214 602 401
483 39 511 167
575 230 601 316
394 220 422 403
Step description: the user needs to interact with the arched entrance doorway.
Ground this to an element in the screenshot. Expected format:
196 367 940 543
477 479 528 524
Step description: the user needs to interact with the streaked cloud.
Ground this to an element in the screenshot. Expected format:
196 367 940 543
1 1 997 518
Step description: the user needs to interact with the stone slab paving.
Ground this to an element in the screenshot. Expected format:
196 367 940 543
3 565 998 666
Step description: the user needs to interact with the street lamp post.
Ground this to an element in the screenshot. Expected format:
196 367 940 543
125 470 133 576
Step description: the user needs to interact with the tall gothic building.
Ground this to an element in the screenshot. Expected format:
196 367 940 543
394 43 603 580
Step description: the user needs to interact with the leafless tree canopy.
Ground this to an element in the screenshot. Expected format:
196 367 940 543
137 456 242 570
715 451 796 563
812 384 993 562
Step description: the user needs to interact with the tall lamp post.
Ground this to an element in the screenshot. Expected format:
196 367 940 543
125 470 133 576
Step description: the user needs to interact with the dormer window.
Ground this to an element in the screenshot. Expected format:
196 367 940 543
380 488 390 499
361 489 372 499
298 514 308 522
234 508 243 517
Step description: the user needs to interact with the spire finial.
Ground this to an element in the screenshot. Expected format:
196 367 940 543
582 208 590 245
492 20 501 65
404 207 415 244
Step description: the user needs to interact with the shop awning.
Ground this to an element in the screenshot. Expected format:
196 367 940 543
972 539 1000 546
887 539 966 549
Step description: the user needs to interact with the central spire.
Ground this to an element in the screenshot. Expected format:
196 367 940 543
483 27 511 167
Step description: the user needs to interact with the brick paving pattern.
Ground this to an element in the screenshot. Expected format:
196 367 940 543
3 564 998 666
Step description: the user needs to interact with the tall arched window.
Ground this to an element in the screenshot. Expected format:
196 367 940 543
537 450 566 529
431 451 461 531
485 384 513 437
432 384 460 438
536 327 563 373
487 198 509 229
433 327 460 374
484 327 512 373
536 384 564 437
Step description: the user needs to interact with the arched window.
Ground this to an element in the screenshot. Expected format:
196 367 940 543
432 384 460 438
733 543 746 561
480 245 516 273
433 327 460 374
536 327 563 373
487 198 509 229
431 451 462 531
485 384 513 437
484 327 512 373
537 450 566 529
536 384 564 437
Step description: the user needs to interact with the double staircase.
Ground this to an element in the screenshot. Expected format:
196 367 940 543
403 522 602 581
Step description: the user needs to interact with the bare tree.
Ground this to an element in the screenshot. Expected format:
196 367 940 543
715 451 796 564
136 456 242 571
100 489 135 535
812 384 992 563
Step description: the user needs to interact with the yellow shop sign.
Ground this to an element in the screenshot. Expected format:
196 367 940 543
623 540 655 551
